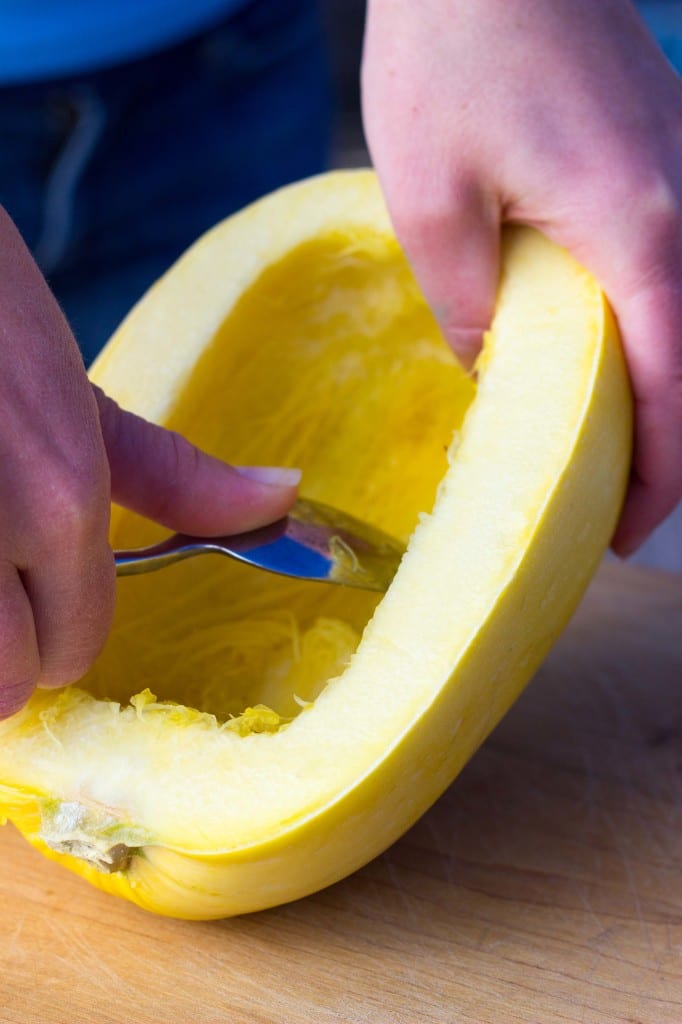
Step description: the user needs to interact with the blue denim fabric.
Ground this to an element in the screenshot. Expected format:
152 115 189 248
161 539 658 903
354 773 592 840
0 0 330 364
637 1 682 70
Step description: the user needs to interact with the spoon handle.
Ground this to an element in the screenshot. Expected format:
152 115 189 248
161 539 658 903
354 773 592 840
113 499 404 593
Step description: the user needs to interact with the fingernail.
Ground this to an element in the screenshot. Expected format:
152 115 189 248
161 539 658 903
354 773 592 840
235 465 302 487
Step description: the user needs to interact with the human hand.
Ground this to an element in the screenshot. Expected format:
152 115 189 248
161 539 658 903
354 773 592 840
0 209 298 719
362 0 682 554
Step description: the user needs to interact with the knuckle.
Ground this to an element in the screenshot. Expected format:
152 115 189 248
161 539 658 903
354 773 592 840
599 166 682 297
386 170 489 263
614 163 682 256
381 161 459 231
149 430 199 523
40 588 115 686
38 460 109 547
389 187 457 246
166 428 199 481
390 190 449 235
635 172 682 247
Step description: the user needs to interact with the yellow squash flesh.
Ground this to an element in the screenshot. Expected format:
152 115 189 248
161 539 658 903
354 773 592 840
0 171 631 918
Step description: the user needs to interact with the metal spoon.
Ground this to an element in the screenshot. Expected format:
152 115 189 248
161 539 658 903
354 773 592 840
114 498 405 593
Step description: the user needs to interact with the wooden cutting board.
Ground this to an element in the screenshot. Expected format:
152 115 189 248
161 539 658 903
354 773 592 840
1 562 680 1024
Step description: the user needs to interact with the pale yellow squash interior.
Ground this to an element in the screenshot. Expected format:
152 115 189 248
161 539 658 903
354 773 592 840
84 234 474 724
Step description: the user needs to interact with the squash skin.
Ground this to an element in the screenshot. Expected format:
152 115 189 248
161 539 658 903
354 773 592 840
0 171 632 918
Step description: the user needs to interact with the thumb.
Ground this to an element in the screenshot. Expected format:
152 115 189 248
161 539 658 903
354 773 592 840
93 386 300 535
382 172 500 368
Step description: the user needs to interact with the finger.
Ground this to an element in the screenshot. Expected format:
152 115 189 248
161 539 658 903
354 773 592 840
379 169 500 368
94 387 300 536
553 182 682 554
608 279 682 554
0 561 40 719
22 527 116 690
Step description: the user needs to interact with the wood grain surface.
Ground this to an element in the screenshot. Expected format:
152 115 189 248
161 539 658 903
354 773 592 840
1 562 680 1024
